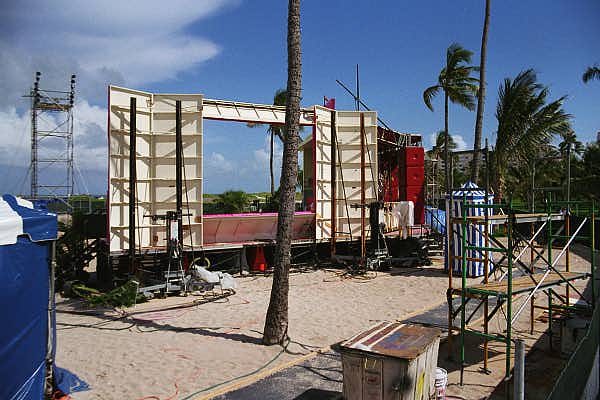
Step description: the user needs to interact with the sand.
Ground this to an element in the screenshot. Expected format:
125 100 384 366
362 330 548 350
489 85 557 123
55 266 453 400
55 241 596 400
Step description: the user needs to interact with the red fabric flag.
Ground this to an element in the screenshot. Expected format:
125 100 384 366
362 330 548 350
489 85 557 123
323 97 336 110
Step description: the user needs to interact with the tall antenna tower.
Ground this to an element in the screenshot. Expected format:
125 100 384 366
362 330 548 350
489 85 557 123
27 72 76 199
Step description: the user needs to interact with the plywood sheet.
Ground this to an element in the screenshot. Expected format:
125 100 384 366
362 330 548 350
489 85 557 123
108 86 203 252
314 107 378 240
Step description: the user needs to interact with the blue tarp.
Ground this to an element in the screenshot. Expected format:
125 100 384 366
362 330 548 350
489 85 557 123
0 194 85 400
0 195 57 400
1 236 51 400
425 206 445 234
445 181 495 277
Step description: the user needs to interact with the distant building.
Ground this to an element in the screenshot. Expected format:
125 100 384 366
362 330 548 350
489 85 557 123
597 131 600 143
438 149 488 174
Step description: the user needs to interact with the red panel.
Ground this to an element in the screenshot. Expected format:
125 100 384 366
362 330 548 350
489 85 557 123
399 185 425 224
384 166 400 202
400 147 424 167
400 166 424 187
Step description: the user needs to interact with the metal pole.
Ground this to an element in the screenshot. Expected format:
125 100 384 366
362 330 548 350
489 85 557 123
331 110 337 258
547 194 553 349
460 194 467 386
44 241 56 396
566 211 570 307
565 144 572 307
592 202 596 304
531 161 536 213
567 144 571 204
360 113 366 263
355 64 360 111
31 72 40 199
450 155 454 191
175 100 183 246
447 190 454 360
506 204 514 387
514 339 525 400
334 79 393 131
129 97 137 273
483 139 490 372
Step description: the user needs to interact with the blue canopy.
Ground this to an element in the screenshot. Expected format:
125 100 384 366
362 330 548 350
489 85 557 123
448 180 493 199
0 195 57 245
0 195 57 400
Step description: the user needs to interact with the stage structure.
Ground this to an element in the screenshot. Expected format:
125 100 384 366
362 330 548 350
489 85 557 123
107 85 424 278
447 196 596 386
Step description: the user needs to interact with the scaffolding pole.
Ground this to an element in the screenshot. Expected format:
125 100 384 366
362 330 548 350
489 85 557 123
452 196 595 387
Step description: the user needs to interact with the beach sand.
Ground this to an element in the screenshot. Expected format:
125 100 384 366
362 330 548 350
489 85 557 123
56 266 453 399
55 242 595 400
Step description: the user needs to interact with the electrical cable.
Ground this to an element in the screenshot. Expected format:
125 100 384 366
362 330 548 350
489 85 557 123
178 337 292 400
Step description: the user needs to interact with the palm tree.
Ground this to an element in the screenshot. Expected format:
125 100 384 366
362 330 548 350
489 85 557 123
558 130 584 157
428 130 458 161
263 0 302 346
268 89 287 196
252 89 301 196
215 190 249 213
427 131 457 194
423 43 479 192
582 65 600 83
492 69 571 199
471 0 491 183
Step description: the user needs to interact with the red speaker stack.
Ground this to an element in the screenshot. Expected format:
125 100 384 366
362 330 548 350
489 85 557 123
399 147 425 224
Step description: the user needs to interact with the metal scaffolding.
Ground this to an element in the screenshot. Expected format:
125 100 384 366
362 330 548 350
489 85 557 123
447 196 596 386
26 72 76 199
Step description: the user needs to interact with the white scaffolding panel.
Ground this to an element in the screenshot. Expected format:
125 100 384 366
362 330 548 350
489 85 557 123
108 86 203 252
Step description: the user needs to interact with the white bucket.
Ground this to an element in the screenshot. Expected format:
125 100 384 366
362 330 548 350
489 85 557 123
434 367 447 400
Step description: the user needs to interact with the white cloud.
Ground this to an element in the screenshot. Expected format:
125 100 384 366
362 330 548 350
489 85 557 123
452 134 468 151
1 1 234 97
0 0 237 193
0 101 109 171
251 136 282 172
207 152 234 174
0 107 30 166
426 131 469 152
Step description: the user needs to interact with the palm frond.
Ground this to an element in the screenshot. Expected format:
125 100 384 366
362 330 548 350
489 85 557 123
446 43 474 70
273 89 287 106
583 66 600 83
423 85 441 111
447 85 476 111
494 69 572 191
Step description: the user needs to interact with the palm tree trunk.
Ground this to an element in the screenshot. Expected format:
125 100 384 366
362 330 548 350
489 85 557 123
263 0 301 345
270 130 275 196
471 0 490 183
444 93 450 193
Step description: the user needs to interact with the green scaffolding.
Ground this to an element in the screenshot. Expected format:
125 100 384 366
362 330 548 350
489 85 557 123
447 196 597 387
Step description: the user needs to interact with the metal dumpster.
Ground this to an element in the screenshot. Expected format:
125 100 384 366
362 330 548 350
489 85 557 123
340 322 441 400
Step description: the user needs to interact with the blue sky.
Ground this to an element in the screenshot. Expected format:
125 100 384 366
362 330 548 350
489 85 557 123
1 0 599 195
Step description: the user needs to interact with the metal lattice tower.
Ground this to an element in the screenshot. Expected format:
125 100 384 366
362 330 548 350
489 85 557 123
26 72 76 199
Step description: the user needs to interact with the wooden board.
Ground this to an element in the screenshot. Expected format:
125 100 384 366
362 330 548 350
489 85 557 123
451 213 564 226
460 271 589 297
341 322 440 361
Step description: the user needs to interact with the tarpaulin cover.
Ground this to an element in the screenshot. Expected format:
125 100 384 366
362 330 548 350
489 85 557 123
1 236 50 400
54 366 90 394
0 195 57 245
445 181 495 277
425 206 445 234
0 194 57 400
